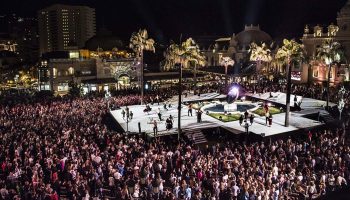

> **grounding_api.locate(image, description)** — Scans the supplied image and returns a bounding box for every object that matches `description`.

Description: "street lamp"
[123,109,132,134]
[239,111,255,142]
[338,86,346,120]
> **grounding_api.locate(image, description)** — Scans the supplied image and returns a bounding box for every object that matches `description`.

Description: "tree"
[129,29,155,105]
[68,81,83,97]
[163,42,182,71]
[164,38,205,93]
[275,39,304,127]
[316,39,343,108]
[219,57,235,89]
[249,42,272,76]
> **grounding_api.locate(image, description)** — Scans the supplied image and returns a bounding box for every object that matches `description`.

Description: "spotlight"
[228,87,239,97]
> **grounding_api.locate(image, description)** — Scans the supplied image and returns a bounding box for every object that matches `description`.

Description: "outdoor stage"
[110,92,332,138]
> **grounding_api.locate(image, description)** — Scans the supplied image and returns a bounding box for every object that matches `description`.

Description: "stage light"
[228,87,239,97]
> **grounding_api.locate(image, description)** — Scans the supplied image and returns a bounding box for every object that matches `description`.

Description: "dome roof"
[235,25,272,45]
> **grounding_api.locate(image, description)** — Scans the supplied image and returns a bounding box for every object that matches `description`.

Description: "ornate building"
[39,49,137,94]
[200,25,272,67]
[301,0,350,84]
[196,25,272,83]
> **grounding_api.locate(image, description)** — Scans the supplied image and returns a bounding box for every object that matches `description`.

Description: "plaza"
[111,92,331,139]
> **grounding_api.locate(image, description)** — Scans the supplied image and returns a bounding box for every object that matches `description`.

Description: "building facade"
[39,49,137,94]
[197,25,272,83]
[301,0,350,85]
[38,4,96,55]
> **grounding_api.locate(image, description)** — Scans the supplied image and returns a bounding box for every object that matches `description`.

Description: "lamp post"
[124,109,132,134]
[338,86,346,120]
[239,111,255,143]
[178,63,182,141]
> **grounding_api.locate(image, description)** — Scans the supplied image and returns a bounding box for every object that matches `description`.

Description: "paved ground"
[110,92,326,138]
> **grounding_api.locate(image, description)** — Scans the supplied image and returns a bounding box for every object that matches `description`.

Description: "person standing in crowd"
[166,117,173,131]
[152,120,158,137]
[188,104,193,116]
[157,108,162,121]
[121,109,126,118]
[129,111,133,119]
[197,109,202,123]
[156,95,160,105]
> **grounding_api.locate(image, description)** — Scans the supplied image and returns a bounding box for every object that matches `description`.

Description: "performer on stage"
[166,117,173,131]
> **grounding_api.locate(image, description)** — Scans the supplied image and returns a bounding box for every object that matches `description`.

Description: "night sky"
[0,0,348,43]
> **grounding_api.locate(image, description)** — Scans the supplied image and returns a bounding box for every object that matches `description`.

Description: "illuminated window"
[68,67,74,75]
[58,83,69,91]
[53,68,57,78]
[69,52,79,58]
[313,70,318,77]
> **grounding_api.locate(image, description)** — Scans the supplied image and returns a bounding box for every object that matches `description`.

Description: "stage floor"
[110,92,326,138]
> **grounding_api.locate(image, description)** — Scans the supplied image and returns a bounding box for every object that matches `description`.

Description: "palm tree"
[219,57,235,89]
[249,42,272,76]
[163,42,182,71]
[164,38,205,93]
[316,39,343,108]
[275,39,304,127]
[129,29,155,105]
[181,38,206,94]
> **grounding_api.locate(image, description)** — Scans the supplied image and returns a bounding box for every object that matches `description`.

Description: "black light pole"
[124,110,132,134]
[285,57,292,127]
[140,50,144,105]
[178,64,182,141]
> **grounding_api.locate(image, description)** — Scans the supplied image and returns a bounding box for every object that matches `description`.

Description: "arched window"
[53,68,57,78]
[68,67,74,75]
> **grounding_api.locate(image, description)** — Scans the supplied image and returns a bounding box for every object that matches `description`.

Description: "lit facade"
[301,0,350,85]
[197,25,272,83]
[38,4,96,55]
[39,49,136,94]
[0,40,17,52]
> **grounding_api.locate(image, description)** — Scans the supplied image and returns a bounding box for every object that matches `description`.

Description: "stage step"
[184,129,207,144]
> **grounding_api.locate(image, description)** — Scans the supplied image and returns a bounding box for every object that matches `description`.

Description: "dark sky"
[0,0,348,43]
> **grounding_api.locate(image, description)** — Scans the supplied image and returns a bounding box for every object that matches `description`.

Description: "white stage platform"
[110,92,325,138]
[246,92,335,109]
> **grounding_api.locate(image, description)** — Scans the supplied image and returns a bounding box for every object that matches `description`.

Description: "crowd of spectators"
[0,88,349,199]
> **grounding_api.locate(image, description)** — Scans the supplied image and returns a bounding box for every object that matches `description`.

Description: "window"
[53,68,57,78]
[313,70,318,77]
[58,83,69,91]
[81,70,91,75]
[68,67,74,75]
